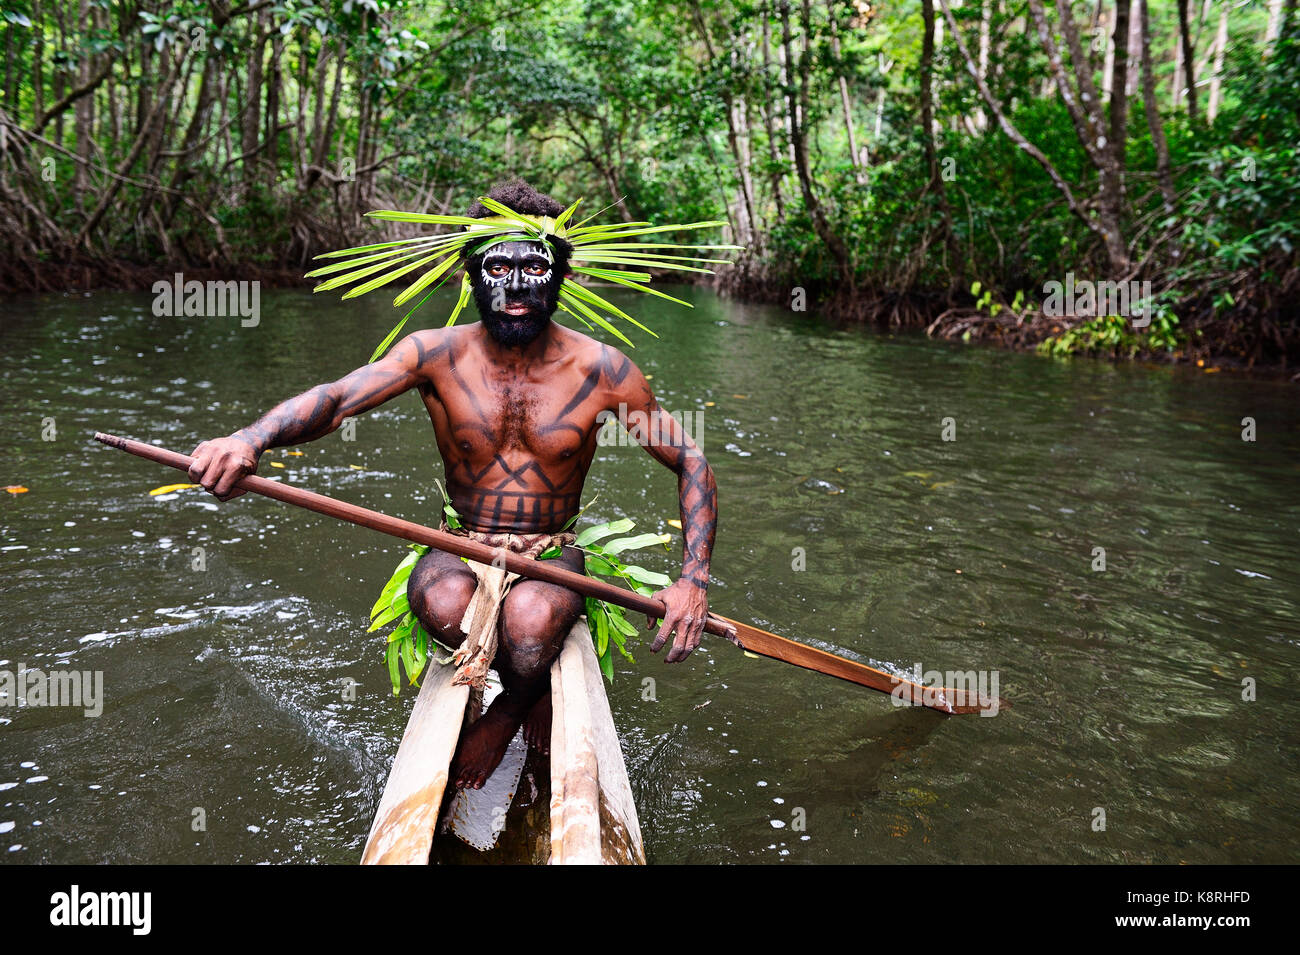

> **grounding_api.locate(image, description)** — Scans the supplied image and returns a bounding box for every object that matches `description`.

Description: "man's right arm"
[189,332,438,500]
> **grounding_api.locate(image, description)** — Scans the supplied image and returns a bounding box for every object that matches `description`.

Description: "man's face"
[471,240,562,348]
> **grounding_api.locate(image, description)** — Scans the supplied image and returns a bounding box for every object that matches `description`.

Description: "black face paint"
[469,240,563,348]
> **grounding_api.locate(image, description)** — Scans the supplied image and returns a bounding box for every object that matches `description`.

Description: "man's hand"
[646,578,709,663]
[188,436,259,501]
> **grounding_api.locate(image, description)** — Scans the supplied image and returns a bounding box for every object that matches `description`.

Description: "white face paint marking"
[482,240,553,290]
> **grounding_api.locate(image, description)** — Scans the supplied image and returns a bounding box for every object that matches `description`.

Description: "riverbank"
[724,271,1300,381]
[0,255,312,297]
[4,253,1296,381]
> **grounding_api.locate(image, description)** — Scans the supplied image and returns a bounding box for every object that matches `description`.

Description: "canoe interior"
[364,617,644,865]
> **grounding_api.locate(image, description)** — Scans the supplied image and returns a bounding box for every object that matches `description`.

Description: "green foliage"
[577,517,672,681]
[370,542,439,696]
[8,0,1297,363]
[1038,304,1184,359]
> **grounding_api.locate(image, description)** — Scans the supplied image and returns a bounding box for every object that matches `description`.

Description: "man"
[187,180,717,791]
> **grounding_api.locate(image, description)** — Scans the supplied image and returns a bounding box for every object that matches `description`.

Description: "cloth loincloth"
[439,520,577,691]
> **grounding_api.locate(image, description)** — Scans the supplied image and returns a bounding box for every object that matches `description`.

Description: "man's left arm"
[608,356,716,662]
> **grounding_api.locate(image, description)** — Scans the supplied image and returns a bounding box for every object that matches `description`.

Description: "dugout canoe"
[361,617,645,865]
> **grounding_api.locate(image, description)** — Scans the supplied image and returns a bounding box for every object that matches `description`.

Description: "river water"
[1,286,1296,864]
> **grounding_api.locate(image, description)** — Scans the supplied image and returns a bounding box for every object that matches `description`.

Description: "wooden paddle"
[95,432,1007,715]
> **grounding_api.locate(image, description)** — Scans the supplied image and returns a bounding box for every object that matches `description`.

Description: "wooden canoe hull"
[548,619,644,865]
[362,618,643,865]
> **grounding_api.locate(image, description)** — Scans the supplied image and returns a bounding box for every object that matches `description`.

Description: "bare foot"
[452,698,527,790]
[523,693,552,755]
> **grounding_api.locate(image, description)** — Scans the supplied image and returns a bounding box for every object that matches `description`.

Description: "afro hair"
[463,178,573,277]
[466,178,567,219]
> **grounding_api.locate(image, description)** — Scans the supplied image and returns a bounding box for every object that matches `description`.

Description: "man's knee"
[500,591,572,681]
[408,565,475,641]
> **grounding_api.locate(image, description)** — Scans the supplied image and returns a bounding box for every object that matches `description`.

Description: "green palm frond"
[308,195,743,358]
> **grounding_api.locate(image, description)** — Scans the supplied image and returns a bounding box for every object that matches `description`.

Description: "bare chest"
[423,368,602,463]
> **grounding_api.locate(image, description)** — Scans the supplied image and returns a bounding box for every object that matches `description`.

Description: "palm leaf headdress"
[306,195,742,361]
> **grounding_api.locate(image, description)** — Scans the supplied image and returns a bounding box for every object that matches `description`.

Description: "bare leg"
[406,548,477,650]
[451,545,584,789]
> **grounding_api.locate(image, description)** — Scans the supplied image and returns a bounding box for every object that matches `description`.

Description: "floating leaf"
[148,483,198,496]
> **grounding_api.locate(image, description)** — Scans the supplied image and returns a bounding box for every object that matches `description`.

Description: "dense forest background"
[1,0,1297,368]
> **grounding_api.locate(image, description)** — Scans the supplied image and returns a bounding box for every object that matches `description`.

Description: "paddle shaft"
[95,431,731,634]
[96,432,1005,714]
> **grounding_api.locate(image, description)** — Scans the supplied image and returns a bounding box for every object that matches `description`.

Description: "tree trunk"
[780,0,851,280]
[318,39,344,171]
[1099,0,1132,274]
[828,11,863,180]
[695,13,758,250]
[265,31,284,177]
[243,6,269,186]
[32,0,43,124]
[759,4,786,222]
[76,56,179,248]
[975,0,991,128]
[1176,0,1198,121]
[163,51,218,226]
[921,0,939,184]
[731,94,759,245]
[74,0,92,204]
[1207,3,1228,121]
[1125,0,1141,97]
[1264,0,1284,48]
[950,0,1125,270]
[5,11,15,114]
[307,37,331,182]
[53,0,66,143]
[1138,0,1175,211]
[296,27,308,185]
[1102,7,1114,100]
[921,0,956,274]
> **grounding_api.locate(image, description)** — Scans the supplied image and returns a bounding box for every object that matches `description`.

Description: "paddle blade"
[717,616,1009,716]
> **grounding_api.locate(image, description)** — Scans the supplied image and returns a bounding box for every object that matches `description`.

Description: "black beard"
[481,309,552,348]
[471,277,562,348]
